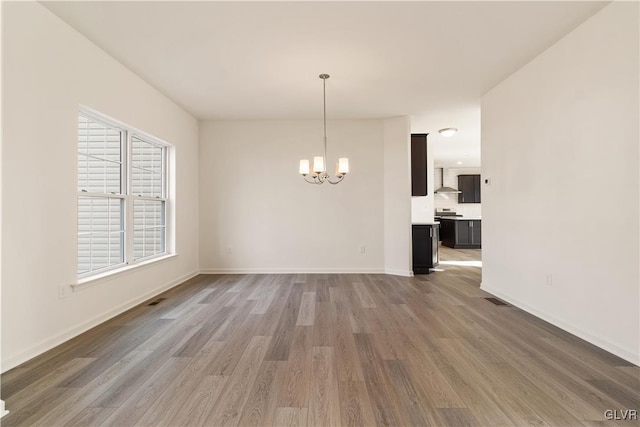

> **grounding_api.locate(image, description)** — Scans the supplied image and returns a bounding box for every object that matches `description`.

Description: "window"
[131,136,166,260]
[78,110,169,278]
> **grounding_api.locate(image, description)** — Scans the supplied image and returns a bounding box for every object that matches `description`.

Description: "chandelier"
[299,74,349,185]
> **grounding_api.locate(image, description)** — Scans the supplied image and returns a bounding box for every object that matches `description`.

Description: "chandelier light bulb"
[299,159,310,175]
[338,158,349,174]
[313,156,325,173]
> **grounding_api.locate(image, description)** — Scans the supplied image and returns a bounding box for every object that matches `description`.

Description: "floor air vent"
[485,297,509,306]
[148,297,167,306]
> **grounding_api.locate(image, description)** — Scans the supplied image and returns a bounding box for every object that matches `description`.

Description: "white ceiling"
[43,1,607,167]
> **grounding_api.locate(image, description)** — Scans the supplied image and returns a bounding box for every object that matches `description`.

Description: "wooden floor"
[2,246,639,426]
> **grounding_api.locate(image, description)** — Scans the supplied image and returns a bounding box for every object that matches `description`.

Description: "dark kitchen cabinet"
[457,220,481,247]
[458,174,481,203]
[440,218,481,249]
[412,224,439,274]
[411,134,429,196]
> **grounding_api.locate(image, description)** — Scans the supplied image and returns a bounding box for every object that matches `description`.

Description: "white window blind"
[78,111,169,278]
[78,114,125,275]
[131,136,166,261]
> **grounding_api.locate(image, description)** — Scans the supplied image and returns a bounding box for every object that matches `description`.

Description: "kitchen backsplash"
[434,167,482,217]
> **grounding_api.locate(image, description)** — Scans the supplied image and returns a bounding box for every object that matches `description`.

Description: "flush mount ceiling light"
[439,127,458,137]
[299,74,349,185]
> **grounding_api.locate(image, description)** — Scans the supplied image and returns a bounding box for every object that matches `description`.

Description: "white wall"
[482,2,639,364]
[383,117,413,276]
[199,120,388,273]
[0,3,6,414]
[1,2,200,371]
[434,167,482,218]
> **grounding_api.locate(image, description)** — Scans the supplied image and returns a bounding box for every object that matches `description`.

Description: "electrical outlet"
[226,247,232,255]
[546,274,553,286]
[359,245,366,254]
[59,283,69,299]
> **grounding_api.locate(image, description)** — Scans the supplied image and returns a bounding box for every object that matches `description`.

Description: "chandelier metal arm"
[326,175,345,185]
[303,175,322,184]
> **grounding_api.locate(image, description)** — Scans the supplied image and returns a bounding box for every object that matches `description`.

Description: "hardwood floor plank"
[251,280,282,315]
[437,408,479,427]
[65,407,116,427]
[361,307,406,360]
[205,312,261,376]
[337,381,376,427]
[296,291,316,326]
[403,343,466,409]
[227,274,256,293]
[273,407,309,427]
[238,361,288,427]
[136,305,210,353]
[171,305,234,357]
[255,279,294,337]
[385,359,439,426]
[353,335,385,384]
[204,335,272,426]
[59,319,173,387]
[2,386,77,427]
[160,287,217,319]
[352,281,376,308]
[167,374,228,426]
[342,284,371,334]
[99,356,191,426]
[330,287,365,381]
[265,284,303,361]
[133,345,224,426]
[265,308,298,361]
[428,349,514,426]
[470,329,620,421]
[353,333,401,427]
[277,326,313,408]
[542,336,640,394]
[87,349,174,408]
[315,280,330,302]
[55,325,126,362]
[312,302,334,347]
[370,276,405,304]
[586,379,640,409]
[435,338,552,426]
[31,350,153,426]
[4,357,95,413]
[308,347,341,427]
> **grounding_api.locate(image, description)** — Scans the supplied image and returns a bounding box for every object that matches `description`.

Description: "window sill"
[73,253,178,292]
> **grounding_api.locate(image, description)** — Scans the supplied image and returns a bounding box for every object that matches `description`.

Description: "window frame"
[77,107,171,280]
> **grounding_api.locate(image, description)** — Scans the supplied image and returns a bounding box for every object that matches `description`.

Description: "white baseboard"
[199,267,386,274]
[1,270,199,373]
[1,400,8,418]
[384,269,413,277]
[481,284,640,366]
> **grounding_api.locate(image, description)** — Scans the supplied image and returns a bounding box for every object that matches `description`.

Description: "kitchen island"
[439,217,481,249]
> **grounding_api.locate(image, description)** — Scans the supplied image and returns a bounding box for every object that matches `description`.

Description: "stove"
[435,211,463,217]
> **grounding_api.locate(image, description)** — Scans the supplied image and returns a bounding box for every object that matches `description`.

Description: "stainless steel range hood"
[435,168,461,194]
